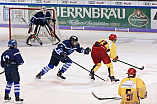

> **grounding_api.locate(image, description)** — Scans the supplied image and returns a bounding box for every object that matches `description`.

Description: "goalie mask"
[70,36,78,47]
[41,6,47,15]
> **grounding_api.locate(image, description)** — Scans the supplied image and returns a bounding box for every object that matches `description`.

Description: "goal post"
[8,7,60,44]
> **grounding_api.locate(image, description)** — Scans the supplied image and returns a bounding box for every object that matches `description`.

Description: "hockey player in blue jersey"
[26,6,60,45]
[1,39,24,103]
[36,35,91,79]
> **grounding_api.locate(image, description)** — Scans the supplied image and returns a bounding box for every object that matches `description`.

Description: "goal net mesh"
[9,7,62,46]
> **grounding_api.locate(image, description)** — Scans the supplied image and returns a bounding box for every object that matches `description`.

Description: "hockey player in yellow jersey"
[90,34,119,82]
[118,68,147,104]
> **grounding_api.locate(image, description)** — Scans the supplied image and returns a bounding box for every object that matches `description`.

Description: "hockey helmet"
[70,35,78,47]
[41,6,47,15]
[8,39,17,48]
[109,34,117,43]
[127,68,136,77]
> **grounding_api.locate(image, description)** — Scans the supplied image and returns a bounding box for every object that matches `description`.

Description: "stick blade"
[140,66,144,70]
[91,92,122,100]
[91,92,105,100]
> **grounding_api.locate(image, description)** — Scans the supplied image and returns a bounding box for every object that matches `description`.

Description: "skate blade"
[55,76,65,81]
[34,77,41,79]
[111,79,120,82]
[110,80,120,84]
[89,77,95,82]
[16,101,23,104]
[4,100,11,103]
[90,79,95,82]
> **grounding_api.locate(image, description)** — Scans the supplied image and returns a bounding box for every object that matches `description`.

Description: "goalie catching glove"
[112,56,118,62]
[84,47,91,54]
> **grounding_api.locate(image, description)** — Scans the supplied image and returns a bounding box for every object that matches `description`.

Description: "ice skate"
[89,69,95,81]
[57,70,66,79]
[109,76,119,82]
[15,94,24,104]
[36,71,42,79]
[4,92,11,103]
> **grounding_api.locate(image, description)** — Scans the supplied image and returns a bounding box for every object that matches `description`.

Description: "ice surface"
[0,28,157,104]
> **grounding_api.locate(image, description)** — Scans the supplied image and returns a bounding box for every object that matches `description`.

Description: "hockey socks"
[36,64,54,79]
[60,61,72,73]
[14,82,20,96]
[41,64,54,76]
[5,81,13,94]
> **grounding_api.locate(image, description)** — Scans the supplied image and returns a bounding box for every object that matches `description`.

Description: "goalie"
[26,6,60,46]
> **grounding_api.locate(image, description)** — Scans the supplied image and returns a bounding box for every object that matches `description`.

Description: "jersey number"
[126,89,133,101]
[3,55,10,61]
[99,40,107,46]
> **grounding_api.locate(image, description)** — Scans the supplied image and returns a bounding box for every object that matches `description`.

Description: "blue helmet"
[8,39,17,48]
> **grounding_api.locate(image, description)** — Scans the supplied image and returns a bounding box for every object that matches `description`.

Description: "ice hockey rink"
[0,27,157,104]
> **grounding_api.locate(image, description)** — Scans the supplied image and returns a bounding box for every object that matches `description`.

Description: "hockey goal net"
[9,7,61,45]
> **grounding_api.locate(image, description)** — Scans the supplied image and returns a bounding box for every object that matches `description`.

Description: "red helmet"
[109,34,117,42]
[127,68,136,77]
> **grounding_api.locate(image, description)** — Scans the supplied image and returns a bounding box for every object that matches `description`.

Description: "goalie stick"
[91,92,122,100]
[44,25,60,45]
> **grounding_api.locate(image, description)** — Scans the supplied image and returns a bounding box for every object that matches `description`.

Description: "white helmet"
[41,6,47,15]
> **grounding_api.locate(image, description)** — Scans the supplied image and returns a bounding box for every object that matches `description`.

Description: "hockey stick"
[0,71,5,75]
[91,92,122,100]
[117,60,144,70]
[44,24,60,45]
[22,18,43,46]
[72,61,106,81]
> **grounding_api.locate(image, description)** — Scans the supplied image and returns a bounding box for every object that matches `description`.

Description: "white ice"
[0,28,157,104]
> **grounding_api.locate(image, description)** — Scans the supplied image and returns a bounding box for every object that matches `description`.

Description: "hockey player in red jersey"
[118,68,147,104]
[89,34,119,82]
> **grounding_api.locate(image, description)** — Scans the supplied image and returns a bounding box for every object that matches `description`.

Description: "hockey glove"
[60,52,67,58]
[84,47,91,54]
[112,56,118,62]
[141,91,147,99]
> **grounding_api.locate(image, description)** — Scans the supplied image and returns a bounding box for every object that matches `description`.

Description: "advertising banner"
[151,9,157,29]
[54,6,150,29]
[27,6,151,29]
